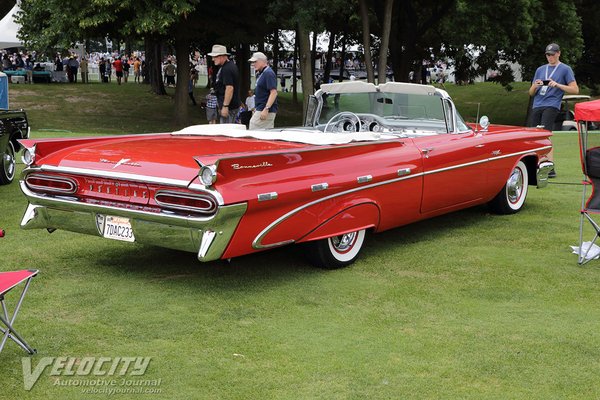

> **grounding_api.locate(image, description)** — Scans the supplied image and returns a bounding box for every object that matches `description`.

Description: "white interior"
[172,124,384,145]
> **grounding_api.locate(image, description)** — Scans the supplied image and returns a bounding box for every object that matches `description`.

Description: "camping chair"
[577,99,600,264]
[0,269,38,355]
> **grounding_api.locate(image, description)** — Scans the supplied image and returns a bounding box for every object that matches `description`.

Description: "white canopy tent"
[0,3,23,49]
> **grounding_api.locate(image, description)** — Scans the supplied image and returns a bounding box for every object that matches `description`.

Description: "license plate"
[103,216,135,242]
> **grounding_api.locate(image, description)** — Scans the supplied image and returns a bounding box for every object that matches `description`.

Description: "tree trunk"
[173,30,190,127]
[239,43,251,99]
[292,29,299,104]
[311,31,317,80]
[297,23,314,115]
[125,40,132,59]
[145,36,166,95]
[272,29,279,78]
[324,31,335,84]
[339,34,346,82]
[359,0,375,83]
[378,0,394,84]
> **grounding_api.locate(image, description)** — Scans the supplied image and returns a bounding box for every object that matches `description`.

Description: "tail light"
[155,191,218,215]
[25,174,77,194]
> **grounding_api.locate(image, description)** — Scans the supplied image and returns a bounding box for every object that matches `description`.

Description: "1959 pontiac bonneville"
[18,82,553,268]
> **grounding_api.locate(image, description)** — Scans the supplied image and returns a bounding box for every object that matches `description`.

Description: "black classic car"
[0,109,29,185]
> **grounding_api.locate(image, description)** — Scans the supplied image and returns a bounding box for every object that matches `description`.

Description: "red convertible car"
[18,82,553,268]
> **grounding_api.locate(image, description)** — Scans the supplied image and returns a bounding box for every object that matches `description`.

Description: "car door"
[415,130,488,214]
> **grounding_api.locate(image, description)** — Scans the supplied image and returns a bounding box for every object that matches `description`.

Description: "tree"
[575,0,600,94]
[358,0,375,83]
[377,0,393,84]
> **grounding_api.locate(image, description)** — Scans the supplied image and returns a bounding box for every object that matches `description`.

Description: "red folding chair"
[0,269,39,355]
[576,100,600,264]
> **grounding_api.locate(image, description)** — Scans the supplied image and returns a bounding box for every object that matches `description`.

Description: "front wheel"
[488,160,529,214]
[306,229,367,269]
[0,140,16,185]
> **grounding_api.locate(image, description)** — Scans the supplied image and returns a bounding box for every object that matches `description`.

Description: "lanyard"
[256,66,270,86]
[545,62,561,81]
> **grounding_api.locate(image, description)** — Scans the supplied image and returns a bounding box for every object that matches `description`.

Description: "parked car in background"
[0,110,29,185]
[18,82,553,268]
[555,95,592,131]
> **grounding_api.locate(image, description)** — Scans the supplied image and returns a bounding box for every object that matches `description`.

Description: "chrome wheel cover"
[3,141,15,181]
[507,167,523,204]
[331,232,357,253]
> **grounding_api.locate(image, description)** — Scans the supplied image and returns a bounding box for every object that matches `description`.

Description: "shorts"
[249,111,276,130]
[206,107,218,122]
[528,106,559,131]
[116,71,123,78]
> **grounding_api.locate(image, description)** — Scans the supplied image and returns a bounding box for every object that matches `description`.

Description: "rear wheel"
[306,229,366,269]
[0,140,16,185]
[488,160,529,214]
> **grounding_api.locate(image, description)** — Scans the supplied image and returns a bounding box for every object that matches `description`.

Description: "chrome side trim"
[311,183,329,192]
[423,145,552,176]
[488,146,552,161]
[423,158,486,175]
[252,145,552,250]
[252,172,422,249]
[258,192,278,202]
[357,175,372,184]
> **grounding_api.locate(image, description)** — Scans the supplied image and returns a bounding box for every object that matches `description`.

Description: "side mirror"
[479,116,490,131]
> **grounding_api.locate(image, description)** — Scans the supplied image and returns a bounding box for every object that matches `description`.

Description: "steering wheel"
[324,112,362,133]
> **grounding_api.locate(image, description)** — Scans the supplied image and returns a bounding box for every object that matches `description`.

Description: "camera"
[542,80,551,85]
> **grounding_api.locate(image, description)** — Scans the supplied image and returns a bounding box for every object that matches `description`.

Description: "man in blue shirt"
[528,43,579,178]
[248,52,278,130]
[528,43,579,130]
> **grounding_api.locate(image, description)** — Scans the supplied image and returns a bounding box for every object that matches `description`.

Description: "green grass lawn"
[1,82,600,399]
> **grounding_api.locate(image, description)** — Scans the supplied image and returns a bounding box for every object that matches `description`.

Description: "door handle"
[475,144,485,148]
[422,147,434,154]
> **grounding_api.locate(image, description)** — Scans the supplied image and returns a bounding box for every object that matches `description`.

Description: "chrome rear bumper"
[20,181,247,262]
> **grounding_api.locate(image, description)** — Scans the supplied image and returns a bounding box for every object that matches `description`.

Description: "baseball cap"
[545,43,560,55]
[248,52,268,62]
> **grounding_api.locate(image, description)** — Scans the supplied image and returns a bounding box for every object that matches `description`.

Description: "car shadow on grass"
[80,238,320,291]
[51,201,538,295]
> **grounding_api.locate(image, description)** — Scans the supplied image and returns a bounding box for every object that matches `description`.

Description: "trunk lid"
[37,134,309,184]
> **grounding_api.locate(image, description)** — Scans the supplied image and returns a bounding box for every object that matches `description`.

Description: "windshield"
[317,91,470,134]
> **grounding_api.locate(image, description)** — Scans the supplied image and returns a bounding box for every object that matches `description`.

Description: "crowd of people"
[0,50,36,83]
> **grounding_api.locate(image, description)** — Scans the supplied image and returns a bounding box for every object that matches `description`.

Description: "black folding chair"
[576,100,600,264]
[0,269,39,355]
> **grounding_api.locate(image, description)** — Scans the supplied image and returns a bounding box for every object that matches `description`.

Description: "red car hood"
[37,134,308,183]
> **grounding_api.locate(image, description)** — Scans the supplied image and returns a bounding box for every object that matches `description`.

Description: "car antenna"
[475,102,481,133]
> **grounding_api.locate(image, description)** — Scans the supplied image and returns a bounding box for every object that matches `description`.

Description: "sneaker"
[548,168,556,178]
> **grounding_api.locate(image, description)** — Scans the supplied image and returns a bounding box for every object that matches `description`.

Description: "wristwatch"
[223,105,229,108]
